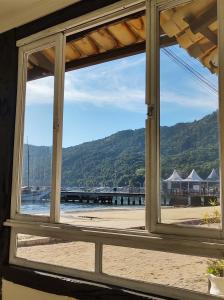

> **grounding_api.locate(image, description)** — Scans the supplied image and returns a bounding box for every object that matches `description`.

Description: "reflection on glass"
[159,0,220,228]
[20,47,55,215]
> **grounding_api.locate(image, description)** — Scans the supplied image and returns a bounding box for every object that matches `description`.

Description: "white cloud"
[25,53,217,113]
[64,72,146,112]
[161,90,218,109]
[25,56,146,112]
[26,77,54,105]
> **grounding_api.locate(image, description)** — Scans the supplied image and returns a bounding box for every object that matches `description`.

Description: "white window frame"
[5,1,224,299]
[10,33,65,223]
[146,0,224,240]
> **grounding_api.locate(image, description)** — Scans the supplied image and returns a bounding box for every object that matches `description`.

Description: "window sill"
[2,265,171,300]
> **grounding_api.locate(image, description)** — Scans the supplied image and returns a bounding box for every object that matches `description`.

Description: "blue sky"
[24,45,218,147]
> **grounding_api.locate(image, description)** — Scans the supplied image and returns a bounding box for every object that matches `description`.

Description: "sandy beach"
[60,205,220,228]
[17,206,221,295]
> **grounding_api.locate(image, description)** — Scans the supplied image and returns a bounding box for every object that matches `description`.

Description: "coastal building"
[0,1,223,300]
[163,169,220,206]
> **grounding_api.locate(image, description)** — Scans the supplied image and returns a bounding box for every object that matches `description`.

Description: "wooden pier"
[61,191,145,206]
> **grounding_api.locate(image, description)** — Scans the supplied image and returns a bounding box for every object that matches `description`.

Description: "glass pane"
[103,245,219,297]
[159,0,220,228]
[20,46,55,216]
[16,234,95,272]
[60,14,146,229]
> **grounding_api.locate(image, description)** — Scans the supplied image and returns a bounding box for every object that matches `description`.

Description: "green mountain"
[22,111,219,187]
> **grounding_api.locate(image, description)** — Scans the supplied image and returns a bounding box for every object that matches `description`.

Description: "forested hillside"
[23,111,219,187]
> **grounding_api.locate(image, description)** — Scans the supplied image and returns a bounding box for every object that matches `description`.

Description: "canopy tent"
[207,168,219,182]
[184,169,203,182]
[164,169,183,182]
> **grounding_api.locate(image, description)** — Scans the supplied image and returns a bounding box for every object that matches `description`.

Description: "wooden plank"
[28,35,176,80]
[186,4,217,35]
[66,36,177,72]
[184,4,217,45]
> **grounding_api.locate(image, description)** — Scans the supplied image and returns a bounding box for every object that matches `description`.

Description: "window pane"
[159,0,220,228]
[103,245,218,297]
[16,234,95,272]
[60,14,146,229]
[20,46,55,216]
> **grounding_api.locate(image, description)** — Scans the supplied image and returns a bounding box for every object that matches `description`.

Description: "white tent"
[164,169,183,182]
[207,169,219,182]
[184,169,203,182]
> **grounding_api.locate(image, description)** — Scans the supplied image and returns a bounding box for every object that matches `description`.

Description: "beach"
[60,205,220,228]
[17,206,220,295]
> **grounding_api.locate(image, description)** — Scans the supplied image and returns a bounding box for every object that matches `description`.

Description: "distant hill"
[22,111,219,187]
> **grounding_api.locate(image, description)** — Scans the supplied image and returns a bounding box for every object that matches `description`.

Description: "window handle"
[147,105,154,119]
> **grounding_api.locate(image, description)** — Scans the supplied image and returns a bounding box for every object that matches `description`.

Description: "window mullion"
[146,0,160,233]
[218,0,224,237]
[11,48,27,219]
[50,33,65,223]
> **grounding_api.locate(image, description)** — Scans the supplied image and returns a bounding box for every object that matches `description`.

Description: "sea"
[20,202,144,215]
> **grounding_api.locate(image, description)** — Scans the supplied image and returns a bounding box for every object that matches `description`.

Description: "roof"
[207,168,219,182]
[184,169,203,182]
[164,169,183,182]
[27,0,218,81]
[160,0,217,74]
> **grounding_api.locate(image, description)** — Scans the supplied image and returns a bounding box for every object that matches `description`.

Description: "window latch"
[147,105,154,119]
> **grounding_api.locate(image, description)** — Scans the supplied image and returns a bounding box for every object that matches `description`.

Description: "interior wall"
[0,28,18,300]
[2,280,75,300]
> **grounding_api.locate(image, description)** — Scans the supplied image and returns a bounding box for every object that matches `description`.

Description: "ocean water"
[20,202,144,215]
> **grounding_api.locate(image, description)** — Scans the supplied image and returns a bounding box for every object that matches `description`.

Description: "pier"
[61,191,145,206]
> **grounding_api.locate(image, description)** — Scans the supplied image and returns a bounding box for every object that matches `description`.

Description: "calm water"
[21,202,143,215]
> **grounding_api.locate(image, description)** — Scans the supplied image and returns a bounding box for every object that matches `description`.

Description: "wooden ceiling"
[27,0,218,81]
[160,0,218,74]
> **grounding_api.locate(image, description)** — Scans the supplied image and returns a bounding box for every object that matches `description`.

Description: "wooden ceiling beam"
[104,28,121,48]
[65,36,177,73]
[125,21,143,42]
[27,65,53,81]
[200,28,217,45]
[186,4,217,35]
[28,35,177,81]
[65,42,145,73]
[184,4,217,45]
[86,35,101,54]
[29,52,55,74]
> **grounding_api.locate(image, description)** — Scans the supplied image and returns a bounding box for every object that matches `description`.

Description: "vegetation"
[202,199,221,225]
[207,260,224,277]
[22,111,219,187]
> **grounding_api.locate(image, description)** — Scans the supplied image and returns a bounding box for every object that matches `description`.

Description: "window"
[60,27,146,229]
[147,0,224,239]
[6,1,224,299]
